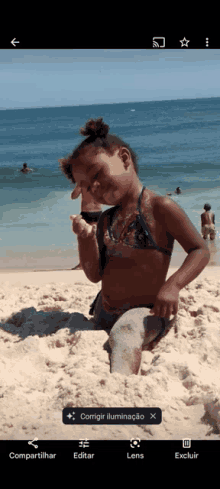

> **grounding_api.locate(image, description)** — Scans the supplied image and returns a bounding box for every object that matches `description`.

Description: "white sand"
[0,267,220,440]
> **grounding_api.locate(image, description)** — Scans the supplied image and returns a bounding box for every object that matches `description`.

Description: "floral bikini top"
[96,186,172,278]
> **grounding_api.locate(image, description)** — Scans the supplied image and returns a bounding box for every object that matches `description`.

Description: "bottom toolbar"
[1,440,219,462]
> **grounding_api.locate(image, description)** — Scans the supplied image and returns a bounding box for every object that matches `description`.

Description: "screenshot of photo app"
[0,41,219,464]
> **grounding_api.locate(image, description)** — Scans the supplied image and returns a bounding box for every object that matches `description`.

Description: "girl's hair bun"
[80,117,109,139]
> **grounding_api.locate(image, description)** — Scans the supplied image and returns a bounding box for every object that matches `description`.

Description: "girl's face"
[72,148,135,206]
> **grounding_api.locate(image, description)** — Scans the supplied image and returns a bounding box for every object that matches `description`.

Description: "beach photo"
[0,49,220,442]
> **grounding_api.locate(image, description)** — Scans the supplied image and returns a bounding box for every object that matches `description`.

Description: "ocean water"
[1,97,220,271]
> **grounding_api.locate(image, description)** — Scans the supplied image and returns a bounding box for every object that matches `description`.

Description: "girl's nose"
[91,181,100,194]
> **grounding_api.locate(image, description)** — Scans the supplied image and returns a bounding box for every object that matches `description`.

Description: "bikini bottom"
[89,291,176,352]
[89,290,153,317]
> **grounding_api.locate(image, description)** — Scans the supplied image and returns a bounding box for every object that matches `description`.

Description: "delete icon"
[182,438,191,448]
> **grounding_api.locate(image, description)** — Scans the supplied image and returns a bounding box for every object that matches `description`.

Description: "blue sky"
[1,49,220,109]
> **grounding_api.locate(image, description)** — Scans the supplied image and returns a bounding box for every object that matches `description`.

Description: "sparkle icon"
[67,411,75,420]
[179,37,190,47]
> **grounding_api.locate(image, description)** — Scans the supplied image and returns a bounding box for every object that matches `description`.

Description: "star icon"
[180,37,190,47]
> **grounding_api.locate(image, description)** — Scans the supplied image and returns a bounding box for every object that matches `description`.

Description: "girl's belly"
[102,256,170,311]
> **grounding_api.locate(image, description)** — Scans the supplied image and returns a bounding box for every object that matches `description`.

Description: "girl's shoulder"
[145,191,184,224]
[142,188,162,215]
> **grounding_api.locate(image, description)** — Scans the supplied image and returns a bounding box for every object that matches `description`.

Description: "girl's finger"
[71,186,82,199]
[150,304,160,317]
[159,305,167,318]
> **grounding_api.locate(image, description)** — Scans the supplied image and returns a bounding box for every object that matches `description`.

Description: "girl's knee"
[108,309,147,350]
[110,346,142,375]
[108,309,150,375]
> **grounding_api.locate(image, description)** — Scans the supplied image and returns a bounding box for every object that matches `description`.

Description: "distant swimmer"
[20,163,31,173]
[175,187,182,194]
[166,193,172,196]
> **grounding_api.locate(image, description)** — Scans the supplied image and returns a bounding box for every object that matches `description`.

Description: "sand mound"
[0,278,220,440]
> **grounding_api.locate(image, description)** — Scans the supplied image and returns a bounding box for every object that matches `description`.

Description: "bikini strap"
[137,186,146,212]
[137,186,171,256]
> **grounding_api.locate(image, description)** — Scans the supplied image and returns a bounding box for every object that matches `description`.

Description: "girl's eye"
[87,173,99,191]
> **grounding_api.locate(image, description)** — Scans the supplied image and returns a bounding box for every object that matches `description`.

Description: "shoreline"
[0,265,220,287]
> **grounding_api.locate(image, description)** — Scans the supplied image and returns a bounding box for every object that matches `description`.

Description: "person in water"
[59,117,210,376]
[175,187,182,194]
[71,184,102,270]
[201,203,215,240]
[20,163,31,173]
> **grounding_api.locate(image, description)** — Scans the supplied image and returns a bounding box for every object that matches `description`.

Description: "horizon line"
[0,95,220,111]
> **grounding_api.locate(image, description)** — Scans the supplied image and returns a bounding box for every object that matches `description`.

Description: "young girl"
[59,117,210,376]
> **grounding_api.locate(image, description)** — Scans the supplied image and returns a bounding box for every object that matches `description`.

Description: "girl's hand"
[70,215,96,239]
[149,282,180,318]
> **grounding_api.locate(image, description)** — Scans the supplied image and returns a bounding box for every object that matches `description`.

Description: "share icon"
[28,438,38,449]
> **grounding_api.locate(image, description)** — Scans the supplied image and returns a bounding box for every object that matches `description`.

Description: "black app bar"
[0,35,219,49]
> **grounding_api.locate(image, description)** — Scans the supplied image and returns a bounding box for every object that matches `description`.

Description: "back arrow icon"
[11,38,20,47]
